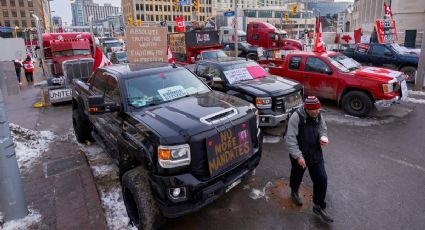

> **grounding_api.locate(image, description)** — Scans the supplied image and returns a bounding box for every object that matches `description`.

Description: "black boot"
[313,204,334,223]
[291,192,303,206]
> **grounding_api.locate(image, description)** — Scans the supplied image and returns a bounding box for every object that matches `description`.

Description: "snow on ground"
[78,141,136,230]
[0,209,41,230]
[248,181,273,201]
[9,124,55,172]
[262,135,282,144]
[408,90,425,96]
[404,97,425,104]
[324,113,392,127]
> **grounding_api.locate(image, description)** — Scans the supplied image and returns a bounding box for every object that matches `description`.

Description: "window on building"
[155,5,158,11]
[31,20,35,27]
[18,0,23,6]
[22,20,26,27]
[28,0,32,7]
[141,15,145,21]
[11,10,17,17]
[141,4,144,10]
[136,4,139,11]
[156,15,159,21]
[245,10,256,18]
[20,10,25,17]
[5,20,10,27]
[258,10,272,18]
[14,20,19,27]
[3,9,9,17]
[275,12,282,18]
[150,5,153,11]
[1,0,6,7]
[9,0,14,7]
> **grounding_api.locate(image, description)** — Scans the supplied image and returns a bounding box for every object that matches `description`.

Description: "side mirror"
[323,68,333,75]
[88,95,120,114]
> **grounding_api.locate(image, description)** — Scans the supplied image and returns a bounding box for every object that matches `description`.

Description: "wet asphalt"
[165,97,425,230]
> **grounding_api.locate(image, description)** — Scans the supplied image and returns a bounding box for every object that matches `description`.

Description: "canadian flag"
[313,16,325,52]
[168,46,175,63]
[92,47,111,72]
[384,2,392,19]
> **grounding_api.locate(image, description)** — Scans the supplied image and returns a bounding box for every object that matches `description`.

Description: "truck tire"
[72,109,93,143]
[400,66,417,83]
[341,91,373,117]
[122,167,164,230]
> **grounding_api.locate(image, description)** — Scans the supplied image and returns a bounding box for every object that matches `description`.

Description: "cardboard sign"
[206,124,252,177]
[169,33,186,54]
[375,19,397,44]
[126,27,168,63]
[157,85,187,101]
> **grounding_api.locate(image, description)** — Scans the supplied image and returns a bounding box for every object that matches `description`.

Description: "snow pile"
[248,181,273,201]
[408,90,425,96]
[404,97,425,104]
[9,124,55,172]
[262,135,282,144]
[0,209,42,230]
[79,143,136,230]
[324,113,385,127]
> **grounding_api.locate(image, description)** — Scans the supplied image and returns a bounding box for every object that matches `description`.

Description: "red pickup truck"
[260,51,409,116]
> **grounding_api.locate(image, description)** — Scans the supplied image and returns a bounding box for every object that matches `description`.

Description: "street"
[5,82,425,230]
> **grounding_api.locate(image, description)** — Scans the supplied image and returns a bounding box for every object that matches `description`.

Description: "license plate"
[206,123,252,177]
[225,178,242,193]
[400,80,408,100]
[49,88,72,103]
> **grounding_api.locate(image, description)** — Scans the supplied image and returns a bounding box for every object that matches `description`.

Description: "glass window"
[275,12,282,18]
[14,20,19,27]
[20,10,25,17]
[201,50,227,60]
[136,4,139,11]
[5,20,10,27]
[3,10,9,17]
[9,0,14,7]
[371,45,392,56]
[125,69,210,108]
[1,0,6,7]
[258,10,272,18]
[18,0,23,6]
[105,75,120,102]
[22,20,26,27]
[11,10,17,17]
[289,56,302,70]
[91,71,108,94]
[304,57,330,74]
[28,0,32,7]
[207,65,222,79]
[196,63,209,77]
[252,34,259,40]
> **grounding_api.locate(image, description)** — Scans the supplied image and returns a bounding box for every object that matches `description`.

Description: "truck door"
[370,44,398,70]
[303,57,338,100]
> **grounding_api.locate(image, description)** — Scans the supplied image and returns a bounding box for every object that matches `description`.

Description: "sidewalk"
[4,68,108,229]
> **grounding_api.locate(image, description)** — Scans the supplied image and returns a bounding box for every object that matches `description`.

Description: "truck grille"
[62,58,94,86]
[273,96,285,112]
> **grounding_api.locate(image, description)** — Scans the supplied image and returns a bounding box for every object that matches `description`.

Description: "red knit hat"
[304,96,321,110]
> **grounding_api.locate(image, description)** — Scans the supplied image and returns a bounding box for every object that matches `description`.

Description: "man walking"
[23,56,35,84]
[13,60,23,85]
[285,96,333,223]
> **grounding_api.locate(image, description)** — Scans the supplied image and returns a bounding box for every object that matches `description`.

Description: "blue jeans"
[289,155,328,209]
[16,70,21,83]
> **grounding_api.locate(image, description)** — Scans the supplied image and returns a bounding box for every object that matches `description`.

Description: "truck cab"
[246,22,302,50]
[72,63,262,228]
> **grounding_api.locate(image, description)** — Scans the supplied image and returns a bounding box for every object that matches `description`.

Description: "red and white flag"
[313,16,325,52]
[176,16,185,33]
[167,46,175,63]
[384,2,392,19]
[92,46,111,72]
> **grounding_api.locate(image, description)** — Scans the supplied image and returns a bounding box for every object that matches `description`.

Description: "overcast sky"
[51,0,121,25]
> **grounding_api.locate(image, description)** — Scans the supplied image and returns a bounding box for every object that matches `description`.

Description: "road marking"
[380,154,425,173]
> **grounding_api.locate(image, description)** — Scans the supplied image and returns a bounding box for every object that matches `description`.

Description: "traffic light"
[136,19,141,26]
[292,4,297,16]
[173,0,179,11]
[194,0,200,15]
[127,17,133,27]
[284,13,289,22]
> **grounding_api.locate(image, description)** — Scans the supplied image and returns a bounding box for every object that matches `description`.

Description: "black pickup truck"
[187,57,304,128]
[342,43,419,82]
[72,63,262,229]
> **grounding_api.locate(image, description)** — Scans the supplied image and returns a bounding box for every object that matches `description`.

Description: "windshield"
[201,50,227,59]
[390,43,412,55]
[222,62,270,84]
[327,54,361,72]
[239,36,247,42]
[104,42,121,48]
[53,49,91,57]
[126,69,210,108]
[116,52,127,60]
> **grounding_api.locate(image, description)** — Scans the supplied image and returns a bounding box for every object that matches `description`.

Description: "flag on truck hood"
[92,46,111,72]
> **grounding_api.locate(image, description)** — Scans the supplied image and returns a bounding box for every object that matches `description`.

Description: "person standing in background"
[13,60,23,85]
[23,56,35,84]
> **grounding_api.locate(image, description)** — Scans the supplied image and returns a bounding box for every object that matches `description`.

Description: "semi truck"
[246,22,303,51]
[42,32,95,103]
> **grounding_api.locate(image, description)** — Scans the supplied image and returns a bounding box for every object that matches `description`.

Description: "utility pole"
[0,67,29,221]
[234,0,238,57]
[415,24,425,90]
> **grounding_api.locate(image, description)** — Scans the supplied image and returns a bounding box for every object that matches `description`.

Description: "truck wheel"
[72,109,92,143]
[400,66,417,83]
[341,91,373,117]
[122,167,164,230]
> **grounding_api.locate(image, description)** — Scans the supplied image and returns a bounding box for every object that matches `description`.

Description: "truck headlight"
[382,83,394,94]
[255,97,272,109]
[158,144,191,168]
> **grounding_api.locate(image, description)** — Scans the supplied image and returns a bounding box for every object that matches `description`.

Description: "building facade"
[0,0,51,37]
[52,15,62,27]
[346,0,425,47]
[122,0,216,32]
[72,0,120,26]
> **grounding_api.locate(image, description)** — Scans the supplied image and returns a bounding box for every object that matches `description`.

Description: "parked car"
[187,57,304,128]
[222,41,260,60]
[72,62,263,229]
[260,51,409,117]
[343,43,418,83]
